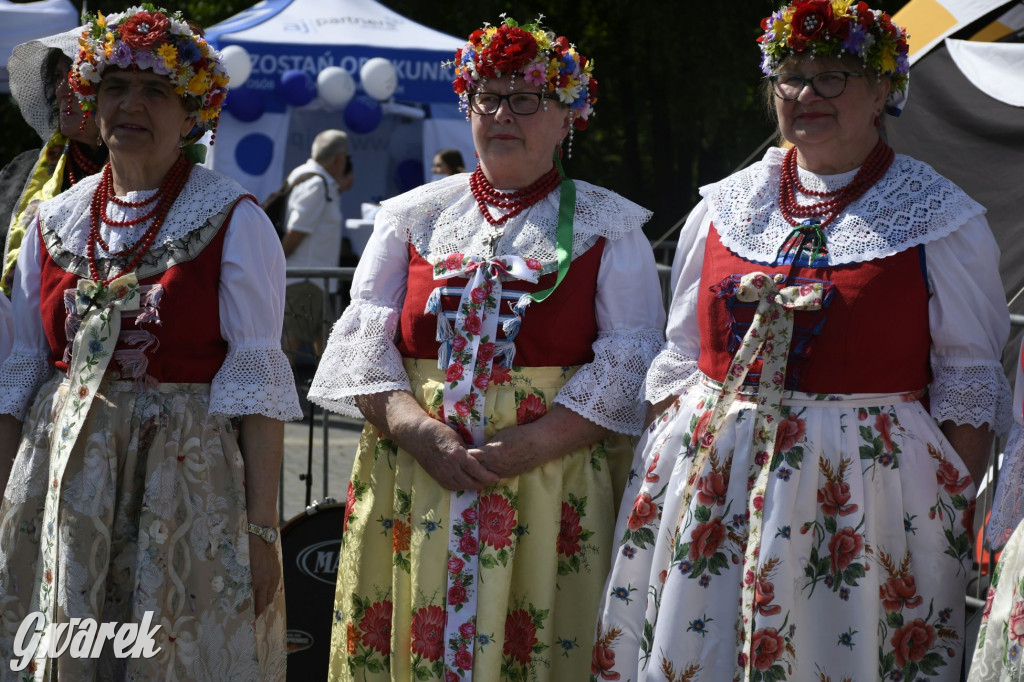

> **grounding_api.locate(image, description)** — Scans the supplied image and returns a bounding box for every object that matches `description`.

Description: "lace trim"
[0,350,53,419]
[307,299,410,418]
[552,328,663,435]
[379,175,651,274]
[987,424,1024,552]
[642,349,702,403]
[209,345,303,420]
[929,357,1012,434]
[702,148,985,265]
[39,165,250,268]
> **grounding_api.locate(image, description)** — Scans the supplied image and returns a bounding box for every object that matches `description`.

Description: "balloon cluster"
[221,46,399,134]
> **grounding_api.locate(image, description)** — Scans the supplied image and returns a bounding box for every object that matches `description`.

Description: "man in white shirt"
[282,129,354,361]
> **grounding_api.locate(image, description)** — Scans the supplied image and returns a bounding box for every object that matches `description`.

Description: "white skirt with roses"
[592,374,976,682]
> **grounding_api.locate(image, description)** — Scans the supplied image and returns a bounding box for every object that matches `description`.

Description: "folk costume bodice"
[0,165,303,422]
[645,147,1011,434]
[308,173,666,436]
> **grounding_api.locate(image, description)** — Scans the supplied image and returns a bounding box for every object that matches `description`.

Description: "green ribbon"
[528,155,575,303]
[788,219,827,265]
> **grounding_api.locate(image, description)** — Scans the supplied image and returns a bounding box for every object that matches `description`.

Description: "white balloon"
[316,66,356,109]
[220,45,252,88]
[359,57,397,101]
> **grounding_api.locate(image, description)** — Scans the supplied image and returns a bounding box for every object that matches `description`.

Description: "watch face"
[267,528,279,543]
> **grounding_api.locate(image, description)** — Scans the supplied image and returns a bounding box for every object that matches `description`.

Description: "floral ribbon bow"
[428,252,541,680]
[29,273,141,678]
[671,271,823,682]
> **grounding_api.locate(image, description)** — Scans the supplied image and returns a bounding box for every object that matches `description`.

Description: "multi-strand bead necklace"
[87,152,192,286]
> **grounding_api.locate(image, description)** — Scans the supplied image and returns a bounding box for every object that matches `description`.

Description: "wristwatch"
[247,522,279,544]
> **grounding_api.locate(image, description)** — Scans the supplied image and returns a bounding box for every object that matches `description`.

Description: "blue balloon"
[394,159,424,193]
[278,69,317,107]
[344,95,383,135]
[235,133,275,176]
[224,87,267,122]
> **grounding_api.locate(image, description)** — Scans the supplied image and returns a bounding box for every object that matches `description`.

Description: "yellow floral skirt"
[328,359,633,681]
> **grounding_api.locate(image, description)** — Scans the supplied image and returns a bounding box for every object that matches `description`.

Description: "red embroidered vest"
[39,203,242,384]
[698,225,931,393]
[396,240,605,367]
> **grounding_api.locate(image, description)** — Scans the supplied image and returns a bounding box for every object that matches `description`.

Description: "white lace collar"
[39,165,250,258]
[702,147,985,265]
[378,173,652,273]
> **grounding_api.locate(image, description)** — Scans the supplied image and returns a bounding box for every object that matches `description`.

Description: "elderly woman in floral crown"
[0,6,301,680]
[308,15,664,682]
[592,1,1009,680]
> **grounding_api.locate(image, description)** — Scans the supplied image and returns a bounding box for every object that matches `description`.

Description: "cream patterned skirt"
[0,374,285,681]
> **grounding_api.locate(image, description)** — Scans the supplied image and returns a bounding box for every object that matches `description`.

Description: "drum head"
[282,502,346,680]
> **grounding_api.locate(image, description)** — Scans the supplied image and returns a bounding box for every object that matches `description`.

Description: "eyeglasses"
[469,92,546,116]
[768,70,863,100]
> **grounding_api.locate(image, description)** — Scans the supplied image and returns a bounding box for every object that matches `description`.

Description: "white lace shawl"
[704,147,986,265]
[0,166,303,421]
[644,150,1011,434]
[307,175,666,435]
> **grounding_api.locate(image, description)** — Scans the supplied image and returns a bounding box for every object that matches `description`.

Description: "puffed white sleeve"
[987,342,1024,551]
[210,198,303,420]
[0,219,53,419]
[306,213,411,418]
[552,228,666,435]
[926,213,1011,434]
[642,202,711,403]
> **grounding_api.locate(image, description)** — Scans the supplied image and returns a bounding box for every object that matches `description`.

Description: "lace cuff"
[987,424,1024,552]
[642,348,701,403]
[930,356,1012,435]
[210,345,303,421]
[553,328,663,436]
[0,350,53,419]
[307,299,411,418]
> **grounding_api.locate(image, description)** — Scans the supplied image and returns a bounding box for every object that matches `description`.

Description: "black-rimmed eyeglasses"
[469,92,547,116]
[768,70,863,100]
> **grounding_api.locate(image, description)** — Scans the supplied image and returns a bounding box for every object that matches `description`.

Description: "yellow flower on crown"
[187,68,210,96]
[104,32,115,58]
[95,11,106,30]
[156,43,178,69]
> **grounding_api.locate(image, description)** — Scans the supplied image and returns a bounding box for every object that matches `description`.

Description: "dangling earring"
[873,114,881,127]
[62,88,74,118]
[566,126,575,159]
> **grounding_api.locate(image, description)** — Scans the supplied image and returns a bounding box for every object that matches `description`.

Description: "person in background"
[2,26,108,296]
[968,341,1024,680]
[281,128,353,361]
[308,15,664,681]
[592,2,1009,680]
[431,147,466,180]
[0,7,301,679]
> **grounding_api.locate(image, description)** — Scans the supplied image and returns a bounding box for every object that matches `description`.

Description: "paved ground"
[280,411,361,522]
[279,364,361,523]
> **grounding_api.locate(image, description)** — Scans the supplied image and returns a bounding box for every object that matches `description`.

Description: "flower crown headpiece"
[452,15,597,131]
[70,4,229,139]
[759,1,910,97]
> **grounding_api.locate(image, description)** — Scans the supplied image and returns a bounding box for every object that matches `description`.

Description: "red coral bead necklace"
[470,163,562,226]
[67,140,104,187]
[778,138,894,229]
[87,152,192,286]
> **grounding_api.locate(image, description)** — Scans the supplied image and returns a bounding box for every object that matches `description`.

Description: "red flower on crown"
[790,0,833,43]
[480,25,539,77]
[118,11,170,51]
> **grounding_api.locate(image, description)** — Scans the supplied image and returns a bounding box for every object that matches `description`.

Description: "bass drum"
[282,500,345,680]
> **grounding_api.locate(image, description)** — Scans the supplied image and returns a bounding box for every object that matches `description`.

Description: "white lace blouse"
[307,174,666,436]
[0,166,303,422]
[644,148,1011,435]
